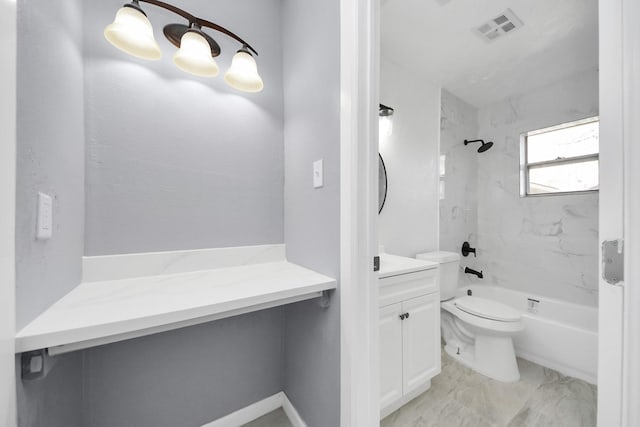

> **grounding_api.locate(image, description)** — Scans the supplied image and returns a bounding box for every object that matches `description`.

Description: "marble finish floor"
[382,350,597,427]
[243,408,293,427]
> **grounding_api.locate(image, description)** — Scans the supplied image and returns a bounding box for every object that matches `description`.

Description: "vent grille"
[475,9,524,42]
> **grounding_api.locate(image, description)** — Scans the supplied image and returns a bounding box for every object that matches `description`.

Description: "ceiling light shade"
[224,47,264,93]
[173,30,219,77]
[104,5,162,60]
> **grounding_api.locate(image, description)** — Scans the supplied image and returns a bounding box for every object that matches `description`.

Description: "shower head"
[464,139,493,153]
[477,141,493,152]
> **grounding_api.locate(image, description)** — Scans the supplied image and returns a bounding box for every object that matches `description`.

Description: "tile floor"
[241,350,597,427]
[381,350,597,427]
[243,408,293,427]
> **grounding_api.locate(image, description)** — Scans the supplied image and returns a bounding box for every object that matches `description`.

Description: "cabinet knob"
[399,313,410,320]
[399,314,405,320]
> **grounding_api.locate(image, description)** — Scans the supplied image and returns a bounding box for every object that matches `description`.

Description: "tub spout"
[464,267,483,279]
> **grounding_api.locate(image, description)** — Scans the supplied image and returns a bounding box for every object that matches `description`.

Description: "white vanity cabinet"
[378,254,441,419]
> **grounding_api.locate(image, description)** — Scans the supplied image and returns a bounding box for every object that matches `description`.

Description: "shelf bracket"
[317,290,331,308]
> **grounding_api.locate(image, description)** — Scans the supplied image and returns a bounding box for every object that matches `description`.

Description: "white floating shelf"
[16,261,336,355]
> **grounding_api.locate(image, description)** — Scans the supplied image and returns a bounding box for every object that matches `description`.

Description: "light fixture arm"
[133,0,259,56]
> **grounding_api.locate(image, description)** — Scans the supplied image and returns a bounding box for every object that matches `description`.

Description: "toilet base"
[444,335,520,382]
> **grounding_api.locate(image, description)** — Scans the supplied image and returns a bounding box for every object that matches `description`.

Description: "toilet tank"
[416,251,460,301]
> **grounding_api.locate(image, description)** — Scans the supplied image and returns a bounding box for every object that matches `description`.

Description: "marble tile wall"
[439,68,599,306]
[439,90,479,286]
[475,68,599,306]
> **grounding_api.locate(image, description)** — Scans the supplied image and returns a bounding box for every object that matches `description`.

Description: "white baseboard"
[202,391,307,427]
[281,393,306,427]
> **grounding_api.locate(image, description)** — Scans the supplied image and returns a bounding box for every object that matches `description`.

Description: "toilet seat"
[454,296,521,322]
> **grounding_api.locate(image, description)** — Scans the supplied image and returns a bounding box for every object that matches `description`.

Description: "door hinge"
[373,256,380,272]
[602,239,624,285]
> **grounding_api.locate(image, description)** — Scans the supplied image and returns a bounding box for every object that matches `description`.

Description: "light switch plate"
[313,159,324,188]
[36,192,53,240]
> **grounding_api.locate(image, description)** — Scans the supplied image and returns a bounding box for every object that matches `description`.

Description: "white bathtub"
[458,285,598,384]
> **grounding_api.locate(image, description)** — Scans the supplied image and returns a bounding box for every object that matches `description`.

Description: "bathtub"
[457,285,598,384]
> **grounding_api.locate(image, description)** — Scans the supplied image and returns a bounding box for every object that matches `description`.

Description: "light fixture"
[379,103,394,137]
[173,26,219,77]
[104,0,263,92]
[104,3,162,60]
[224,45,263,93]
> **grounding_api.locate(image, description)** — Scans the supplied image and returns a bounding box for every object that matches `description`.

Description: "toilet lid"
[454,296,521,322]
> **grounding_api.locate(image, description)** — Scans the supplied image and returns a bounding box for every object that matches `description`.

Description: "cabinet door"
[379,303,403,411]
[402,293,441,395]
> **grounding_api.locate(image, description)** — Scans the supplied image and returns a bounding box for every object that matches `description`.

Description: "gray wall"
[83,0,284,255]
[16,353,83,427]
[83,310,285,427]
[281,0,341,425]
[17,310,285,427]
[79,0,288,425]
[17,0,292,426]
[16,1,86,423]
[15,0,85,330]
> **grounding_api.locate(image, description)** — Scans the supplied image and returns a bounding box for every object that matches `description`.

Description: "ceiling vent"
[474,9,524,42]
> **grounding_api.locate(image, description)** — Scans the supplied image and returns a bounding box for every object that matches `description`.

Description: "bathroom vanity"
[378,254,441,418]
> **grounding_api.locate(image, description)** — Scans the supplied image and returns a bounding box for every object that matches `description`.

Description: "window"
[520,117,599,196]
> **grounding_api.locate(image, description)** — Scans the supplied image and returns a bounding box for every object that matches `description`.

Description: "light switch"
[313,159,324,188]
[36,192,53,240]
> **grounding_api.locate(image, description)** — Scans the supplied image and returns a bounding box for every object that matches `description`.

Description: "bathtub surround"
[378,58,440,257]
[381,348,597,427]
[439,69,599,307]
[477,68,599,306]
[439,90,479,287]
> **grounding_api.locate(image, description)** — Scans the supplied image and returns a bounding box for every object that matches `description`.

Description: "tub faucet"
[464,267,483,279]
[461,241,476,257]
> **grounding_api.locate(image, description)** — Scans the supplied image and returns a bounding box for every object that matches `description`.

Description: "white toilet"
[416,251,524,382]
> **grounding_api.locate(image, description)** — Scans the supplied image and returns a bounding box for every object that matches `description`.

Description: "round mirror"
[378,153,388,214]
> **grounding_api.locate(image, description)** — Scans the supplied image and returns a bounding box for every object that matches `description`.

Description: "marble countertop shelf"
[378,253,439,278]
[16,258,336,355]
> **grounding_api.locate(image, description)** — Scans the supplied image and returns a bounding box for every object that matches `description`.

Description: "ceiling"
[381,0,598,107]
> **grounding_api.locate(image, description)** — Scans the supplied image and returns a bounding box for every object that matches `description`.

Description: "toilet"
[416,251,524,382]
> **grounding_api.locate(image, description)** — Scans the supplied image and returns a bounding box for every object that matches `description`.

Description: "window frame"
[519,116,600,197]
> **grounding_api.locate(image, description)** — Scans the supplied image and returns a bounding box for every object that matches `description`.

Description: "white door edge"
[339,0,380,426]
[622,0,640,423]
[0,0,17,425]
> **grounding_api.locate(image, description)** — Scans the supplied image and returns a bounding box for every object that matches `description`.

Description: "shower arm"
[464,139,484,145]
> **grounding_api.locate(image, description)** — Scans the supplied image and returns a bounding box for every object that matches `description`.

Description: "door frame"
[621,0,640,423]
[598,0,640,425]
[339,0,380,426]
[0,0,17,425]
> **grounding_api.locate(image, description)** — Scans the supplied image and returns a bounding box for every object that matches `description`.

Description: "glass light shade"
[224,50,264,93]
[173,31,219,77]
[379,115,393,137]
[104,6,162,60]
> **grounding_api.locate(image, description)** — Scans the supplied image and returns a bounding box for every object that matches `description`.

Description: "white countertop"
[16,260,336,354]
[378,253,439,278]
